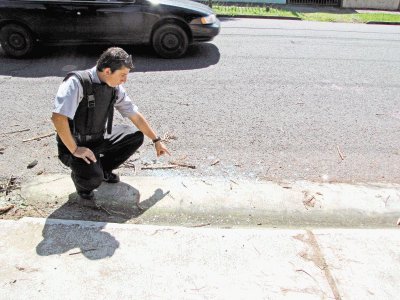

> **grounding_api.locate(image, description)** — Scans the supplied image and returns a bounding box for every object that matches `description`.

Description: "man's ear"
[104,67,112,75]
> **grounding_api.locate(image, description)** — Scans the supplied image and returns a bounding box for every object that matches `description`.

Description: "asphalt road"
[1,19,400,184]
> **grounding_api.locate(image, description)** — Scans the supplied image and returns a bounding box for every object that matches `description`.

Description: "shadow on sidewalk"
[36,182,169,260]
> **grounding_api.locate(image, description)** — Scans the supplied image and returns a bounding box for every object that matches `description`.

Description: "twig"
[190,286,206,292]
[97,205,112,215]
[0,204,14,215]
[211,159,220,166]
[3,128,30,134]
[190,223,211,228]
[123,162,136,174]
[69,248,97,256]
[383,195,390,208]
[253,245,261,255]
[164,100,189,106]
[123,162,136,168]
[181,182,187,188]
[5,176,17,195]
[169,161,196,169]
[32,206,45,217]
[303,194,316,210]
[23,132,55,142]
[201,180,212,186]
[230,179,239,185]
[296,269,318,283]
[99,205,128,217]
[150,229,177,236]
[336,145,345,160]
[141,165,178,170]
[175,154,188,162]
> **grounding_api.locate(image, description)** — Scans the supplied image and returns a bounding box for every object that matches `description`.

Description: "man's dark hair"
[97,47,134,73]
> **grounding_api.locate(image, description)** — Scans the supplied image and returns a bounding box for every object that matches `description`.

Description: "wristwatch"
[152,136,161,143]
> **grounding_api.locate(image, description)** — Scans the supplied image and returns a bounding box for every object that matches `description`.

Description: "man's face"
[104,67,130,87]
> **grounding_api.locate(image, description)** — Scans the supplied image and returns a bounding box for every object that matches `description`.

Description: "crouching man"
[51,47,170,207]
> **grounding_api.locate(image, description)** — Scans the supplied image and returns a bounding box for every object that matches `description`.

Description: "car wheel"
[0,24,34,58]
[152,24,188,59]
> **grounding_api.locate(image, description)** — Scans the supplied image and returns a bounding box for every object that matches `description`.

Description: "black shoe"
[77,191,98,208]
[78,191,94,200]
[103,171,120,183]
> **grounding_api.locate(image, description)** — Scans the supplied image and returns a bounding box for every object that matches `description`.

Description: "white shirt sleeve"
[52,76,83,119]
[114,85,139,118]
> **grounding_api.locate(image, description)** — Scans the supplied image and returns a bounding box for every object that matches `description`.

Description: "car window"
[67,0,136,2]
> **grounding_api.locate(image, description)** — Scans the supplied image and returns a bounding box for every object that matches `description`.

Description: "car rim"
[8,32,26,50]
[161,33,180,51]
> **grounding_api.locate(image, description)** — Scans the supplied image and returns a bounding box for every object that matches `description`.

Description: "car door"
[70,0,145,44]
[43,0,79,41]
[0,0,77,42]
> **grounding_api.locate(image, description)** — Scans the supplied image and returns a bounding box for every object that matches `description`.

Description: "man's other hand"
[73,147,97,164]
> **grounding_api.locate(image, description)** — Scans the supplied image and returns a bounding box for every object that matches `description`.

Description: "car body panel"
[0,0,220,58]
[0,0,219,45]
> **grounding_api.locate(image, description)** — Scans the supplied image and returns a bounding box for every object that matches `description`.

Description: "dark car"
[0,0,220,58]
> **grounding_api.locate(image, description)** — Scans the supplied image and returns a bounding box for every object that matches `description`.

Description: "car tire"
[0,24,34,58]
[152,24,188,59]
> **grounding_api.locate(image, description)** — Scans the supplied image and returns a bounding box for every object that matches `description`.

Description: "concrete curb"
[218,14,302,20]
[20,174,400,228]
[366,21,400,25]
[217,15,400,26]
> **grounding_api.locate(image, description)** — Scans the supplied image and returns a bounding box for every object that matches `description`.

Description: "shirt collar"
[89,66,102,84]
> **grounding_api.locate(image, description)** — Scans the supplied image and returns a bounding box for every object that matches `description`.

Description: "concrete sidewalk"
[20,174,400,227]
[0,217,399,299]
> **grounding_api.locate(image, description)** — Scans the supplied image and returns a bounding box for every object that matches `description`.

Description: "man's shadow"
[36,181,169,260]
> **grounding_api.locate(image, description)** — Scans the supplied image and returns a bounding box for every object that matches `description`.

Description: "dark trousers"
[58,125,144,193]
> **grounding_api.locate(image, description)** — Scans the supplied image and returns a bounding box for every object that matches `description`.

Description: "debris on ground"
[230,179,239,185]
[69,248,97,256]
[0,204,14,215]
[302,190,322,210]
[162,132,177,143]
[201,180,212,186]
[168,161,196,169]
[190,223,211,228]
[0,147,5,154]
[0,176,19,195]
[22,132,55,142]
[122,161,137,174]
[27,160,38,169]
[3,128,30,134]
[211,159,220,166]
[336,145,345,160]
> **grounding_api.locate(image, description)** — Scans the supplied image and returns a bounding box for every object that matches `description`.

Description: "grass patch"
[213,5,400,23]
[214,6,298,18]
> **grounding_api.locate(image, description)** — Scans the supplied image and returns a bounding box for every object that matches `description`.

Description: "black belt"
[74,131,104,143]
